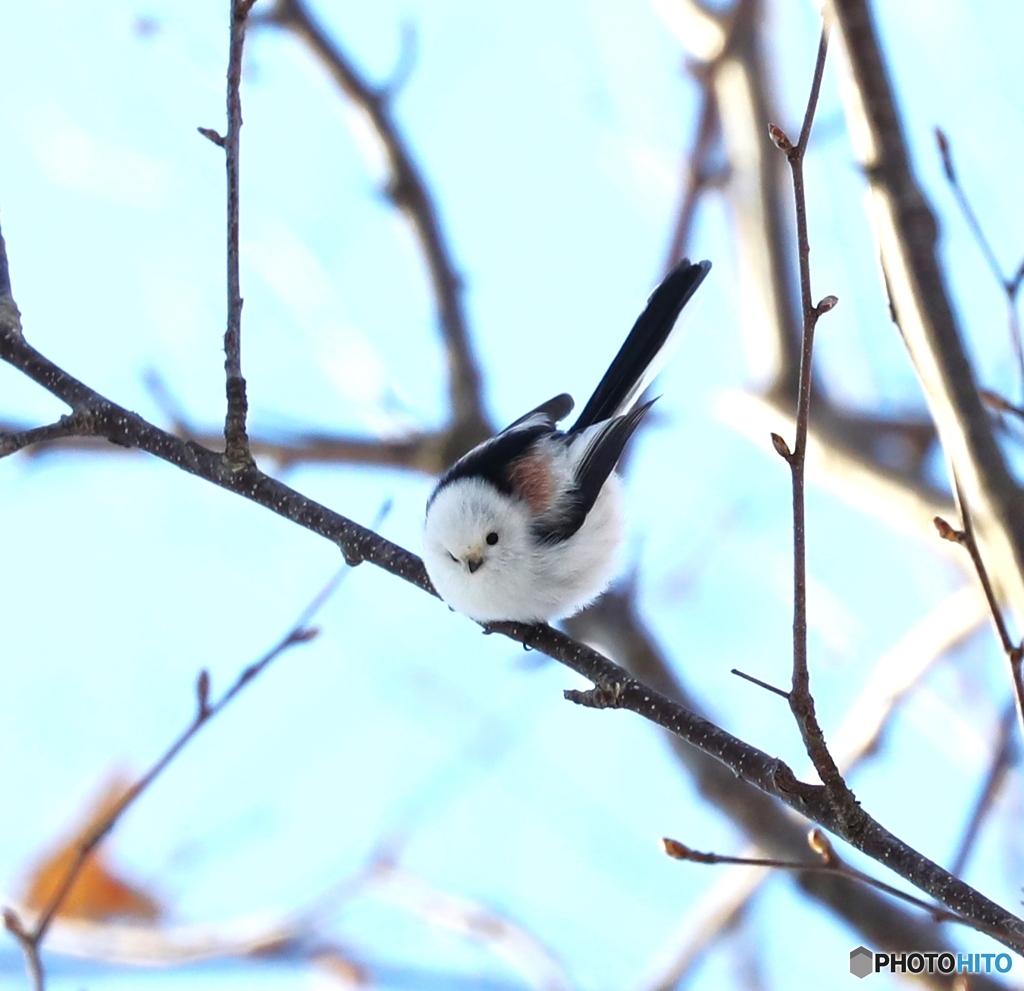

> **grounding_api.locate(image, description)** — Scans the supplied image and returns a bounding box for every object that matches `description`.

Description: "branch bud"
[815,294,838,315]
[197,126,226,148]
[767,123,793,152]
[770,432,792,459]
[196,668,211,719]
[933,516,965,544]
[807,828,837,865]
[934,127,955,182]
[662,837,692,860]
[291,626,321,645]
[1013,257,1024,291]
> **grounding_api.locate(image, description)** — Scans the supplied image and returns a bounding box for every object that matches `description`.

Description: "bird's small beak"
[466,553,484,574]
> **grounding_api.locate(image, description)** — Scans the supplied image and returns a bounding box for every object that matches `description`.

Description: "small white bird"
[423,259,711,623]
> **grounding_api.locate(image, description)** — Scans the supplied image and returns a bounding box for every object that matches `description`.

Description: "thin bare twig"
[2,368,457,472]
[220,0,255,467]
[768,26,847,798]
[950,702,1018,878]
[572,593,1000,991]
[935,128,1024,401]
[935,475,1024,740]
[623,586,987,991]
[661,833,1007,939]
[0,412,101,458]
[2,911,42,991]
[5,561,353,988]
[2,359,462,471]
[730,668,790,699]
[701,0,804,393]
[981,388,1024,423]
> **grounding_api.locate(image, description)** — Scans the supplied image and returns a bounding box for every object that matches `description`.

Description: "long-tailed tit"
[423,258,711,623]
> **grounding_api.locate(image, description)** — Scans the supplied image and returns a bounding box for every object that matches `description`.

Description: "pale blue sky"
[2,1,1024,988]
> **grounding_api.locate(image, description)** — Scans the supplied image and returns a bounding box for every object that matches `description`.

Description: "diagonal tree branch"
[569,593,999,991]
[831,0,1024,622]
[935,478,1024,739]
[3,6,1024,970]
[2,217,1024,954]
[263,0,491,458]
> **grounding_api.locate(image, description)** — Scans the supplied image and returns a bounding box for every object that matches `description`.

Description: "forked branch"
[767,26,848,799]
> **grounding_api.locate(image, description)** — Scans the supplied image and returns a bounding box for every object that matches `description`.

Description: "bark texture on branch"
[832,0,1024,617]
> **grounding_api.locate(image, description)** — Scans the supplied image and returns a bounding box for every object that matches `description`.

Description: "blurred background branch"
[2,0,1024,986]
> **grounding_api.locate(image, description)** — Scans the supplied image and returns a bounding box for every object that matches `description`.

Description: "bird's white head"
[423,476,534,623]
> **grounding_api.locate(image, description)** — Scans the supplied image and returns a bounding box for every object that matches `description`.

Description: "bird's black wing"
[571,259,710,432]
[504,393,575,431]
[533,399,655,544]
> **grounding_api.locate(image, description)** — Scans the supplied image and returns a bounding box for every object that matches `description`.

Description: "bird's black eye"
[486,531,499,546]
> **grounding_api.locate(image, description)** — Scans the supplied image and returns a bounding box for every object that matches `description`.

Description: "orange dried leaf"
[21,774,162,923]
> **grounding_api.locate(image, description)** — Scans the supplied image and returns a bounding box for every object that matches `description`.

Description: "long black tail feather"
[571,258,711,432]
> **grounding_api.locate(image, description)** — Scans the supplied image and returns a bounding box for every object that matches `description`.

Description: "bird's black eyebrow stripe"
[427,424,554,507]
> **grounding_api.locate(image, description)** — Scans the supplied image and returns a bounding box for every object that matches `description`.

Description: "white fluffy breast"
[423,473,624,623]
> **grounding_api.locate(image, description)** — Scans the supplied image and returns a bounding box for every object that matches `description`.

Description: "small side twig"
[0,411,98,457]
[767,25,848,799]
[661,831,1006,938]
[981,388,1024,424]
[2,910,42,991]
[935,475,1024,740]
[935,128,1024,402]
[730,668,790,700]
[221,0,255,468]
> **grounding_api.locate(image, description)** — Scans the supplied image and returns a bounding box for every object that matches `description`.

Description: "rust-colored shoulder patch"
[508,449,557,513]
